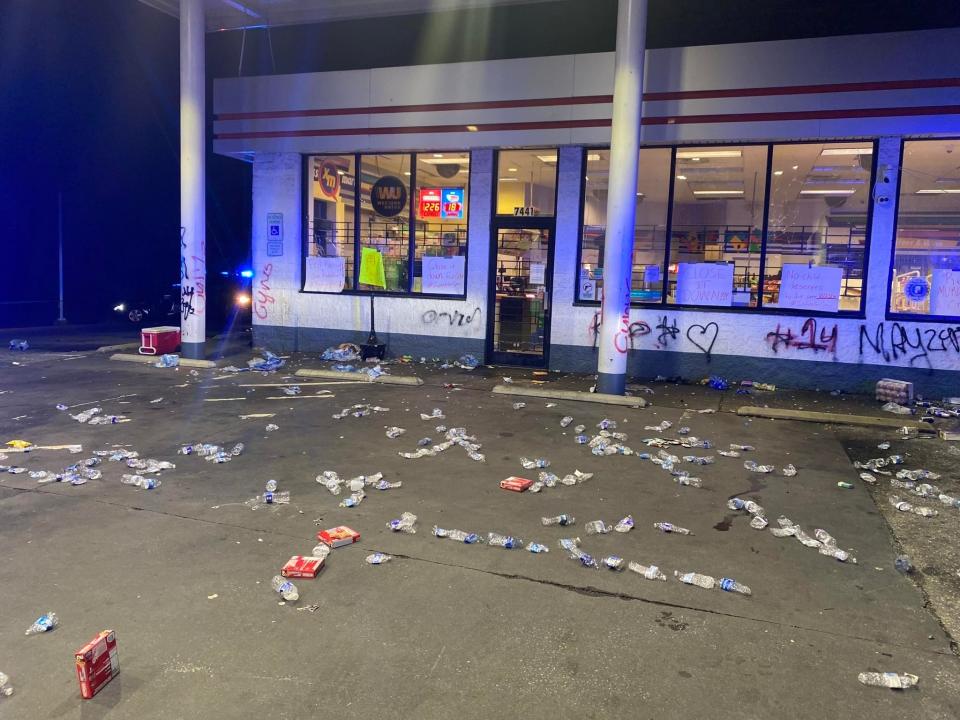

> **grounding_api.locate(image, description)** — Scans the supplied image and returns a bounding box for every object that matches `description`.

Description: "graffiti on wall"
[180,229,206,321]
[765,318,838,355]
[685,322,719,359]
[586,310,650,352]
[253,263,275,320]
[588,311,717,357]
[421,306,481,329]
[655,316,680,348]
[859,322,960,366]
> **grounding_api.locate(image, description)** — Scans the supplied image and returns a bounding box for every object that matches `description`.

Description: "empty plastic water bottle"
[487,532,523,549]
[719,577,752,595]
[627,561,666,581]
[614,515,634,532]
[675,571,715,589]
[512,402,526,410]
[527,542,550,553]
[265,479,278,492]
[574,435,589,444]
[311,544,332,561]
[230,443,245,456]
[338,491,364,508]
[782,464,797,477]
[542,514,575,526]
[121,474,160,490]
[388,512,418,533]
[264,490,290,505]
[654,522,691,534]
[584,520,612,535]
[271,575,299,601]
[433,527,482,544]
[744,460,775,473]
[560,416,573,428]
[385,427,406,439]
[25,612,59,635]
[559,537,580,552]
[895,555,914,573]
[857,672,919,690]
[366,552,392,565]
[0,671,12,697]
[265,424,279,432]
[564,545,597,568]
[602,555,625,571]
[520,457,549,469]
[155,354,179,368]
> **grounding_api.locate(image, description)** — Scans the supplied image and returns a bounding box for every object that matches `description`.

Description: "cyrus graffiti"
[766,318,838,354]
[421,307,481,328]
[253,263,275,321]
[859,322,960,366]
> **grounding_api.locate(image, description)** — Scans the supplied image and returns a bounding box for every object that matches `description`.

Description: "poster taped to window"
[675,263,734,306]
[304,256,345,293]
[421,256,465,295]
[777,264,842,312]
[931,269,960,316]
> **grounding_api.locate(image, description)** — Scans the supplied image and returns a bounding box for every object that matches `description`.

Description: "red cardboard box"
[75,630,119,699]
[317,526,361,548]
[281,555,325,578]
[500,476,533,492]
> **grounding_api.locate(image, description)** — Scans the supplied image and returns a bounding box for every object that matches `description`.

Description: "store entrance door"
[487,218,555,367]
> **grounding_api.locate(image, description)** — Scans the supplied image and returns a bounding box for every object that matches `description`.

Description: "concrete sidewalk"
[0,348,957,719]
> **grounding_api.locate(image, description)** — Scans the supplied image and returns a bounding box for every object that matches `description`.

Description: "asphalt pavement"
[0,333,958,719]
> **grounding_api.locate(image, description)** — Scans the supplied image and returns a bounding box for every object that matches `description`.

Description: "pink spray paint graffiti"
[253,263,275,320]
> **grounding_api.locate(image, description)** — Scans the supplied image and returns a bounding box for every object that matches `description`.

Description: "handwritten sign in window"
[777,264,842,313]
[931,269,960,316]
[675,263,734,307]
[304,256,345,293]
[422,256,465,295]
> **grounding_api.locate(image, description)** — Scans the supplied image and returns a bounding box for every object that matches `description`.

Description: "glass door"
[487,219,555,366]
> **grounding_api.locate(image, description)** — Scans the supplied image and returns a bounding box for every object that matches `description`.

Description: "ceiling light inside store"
[587,153,601,161]
[821,148,873,156]
[433,153,444,158]
[676,175,687,180]
[508,167,518,172]
[676,150,742,159]
[466,125,478,132]
[498,177,519,182]
[803,178,865,185]
[773,170,783,176]
[404,171,411,176]
[692,190,744,196]
[536,155,558,163]
[792,165,799,170]
[798,189,856,195]
[915,188,960,194]
[419,157,469,165]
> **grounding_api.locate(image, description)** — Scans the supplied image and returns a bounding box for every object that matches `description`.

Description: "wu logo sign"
[370,176,407,217]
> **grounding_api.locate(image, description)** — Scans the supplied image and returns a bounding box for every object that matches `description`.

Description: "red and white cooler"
[139,326,181,355]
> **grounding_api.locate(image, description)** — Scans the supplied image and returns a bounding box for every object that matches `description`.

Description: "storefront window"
[890,139,960,318]
[304,155,355,292]
[413,152,469,295]
[763,142,872,313]
[496,150,557,216]
[358,154,410,293]
[668,146,769,308]
[577,148,671,303]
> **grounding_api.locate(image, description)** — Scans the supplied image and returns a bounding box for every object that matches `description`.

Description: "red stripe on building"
[214,105,960,140]
[215,78,960,121]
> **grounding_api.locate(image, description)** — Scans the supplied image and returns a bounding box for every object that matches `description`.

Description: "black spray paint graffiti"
[655,316,680,347]
[181,285,196,321]
[766,318,838,355]
[685,322,719,359]
[179,226,189,282]
[421,307,481,328]
[859,322,960,367]
[587,311,650,351]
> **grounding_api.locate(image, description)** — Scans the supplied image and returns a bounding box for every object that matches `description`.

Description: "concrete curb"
[96,342,140,353]
[295,368,424,386]
[492,384,649,407]
[110,353,219,369]
[737,405,936,432]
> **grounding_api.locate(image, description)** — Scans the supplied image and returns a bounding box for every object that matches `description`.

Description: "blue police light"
[240,269,254,279]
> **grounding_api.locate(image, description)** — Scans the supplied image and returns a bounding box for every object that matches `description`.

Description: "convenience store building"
[210,16,960,393]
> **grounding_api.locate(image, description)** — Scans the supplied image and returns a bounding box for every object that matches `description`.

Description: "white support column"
[180,0,206,357]
[596,0,647,395]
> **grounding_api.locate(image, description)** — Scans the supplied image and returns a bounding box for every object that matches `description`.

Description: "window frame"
[573,139,877,319]
[300,150,471,300]
[885,136,960,323]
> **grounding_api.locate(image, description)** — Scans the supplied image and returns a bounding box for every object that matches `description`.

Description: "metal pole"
[57,191,66,323]
[180,0,206,358]
[595,0,647,395]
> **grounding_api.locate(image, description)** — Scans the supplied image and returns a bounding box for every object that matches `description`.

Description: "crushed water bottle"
[614,515,634,532]
[654,522,691,535]
[675,571,715,589]
[388,512,418,533]
[598,418,618,430]
[627,561,666,581]
[271,575,298,602]
[264,490,291,505]
[782,464,797,477]
[487,532,523,549]
[573,424,585,433]
[584,520,612,535]
[311,544,332,561]
[512,402,526,410]
[120,474,160,490]
[0,671,12,697]
[574,434,589,444]
[542,514,574,526]
[527,542,549,553]
[366,552,393,565]
[565,546,598,569]
[719,577,752,595]
[155,354,179,368]
[683,455,714,466]
[265,479,278,492]
[374,479,402,490]
[602,555,625,571]
[744,460,775,473]
[339,490,364,508]
[560,470,593,485]
[520,457,549,469]
[560,416,573,428]
[25,612,59,635]
[857,672,919,690]
[433,527,482,544]
[385,427,406,439]
[675,476,702,488]
[318,471,342,494]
